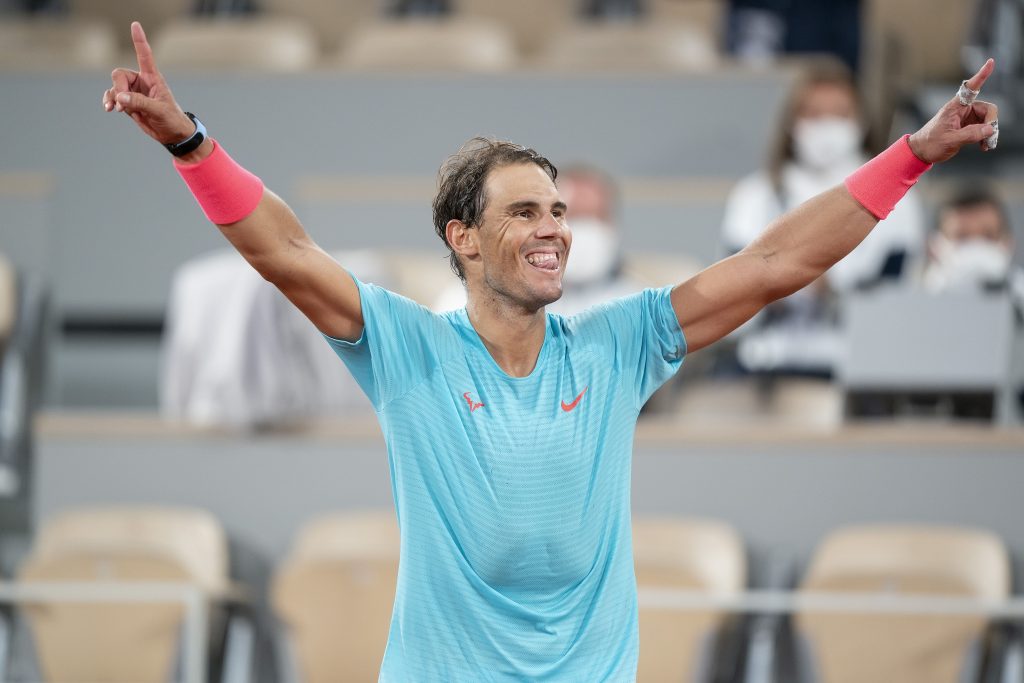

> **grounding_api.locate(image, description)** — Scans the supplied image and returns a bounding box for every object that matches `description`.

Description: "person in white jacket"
[720,57,925,376]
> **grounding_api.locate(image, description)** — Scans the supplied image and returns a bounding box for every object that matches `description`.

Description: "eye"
[516,209,532,219]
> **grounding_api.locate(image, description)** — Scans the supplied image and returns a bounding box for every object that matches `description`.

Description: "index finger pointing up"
[131,21,157,73]
[964,58,996,93]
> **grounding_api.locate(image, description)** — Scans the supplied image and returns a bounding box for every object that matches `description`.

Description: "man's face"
[939,203,1010,246]
[470,163,570,310]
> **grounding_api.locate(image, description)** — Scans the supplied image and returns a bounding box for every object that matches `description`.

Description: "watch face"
[168,115,206,157]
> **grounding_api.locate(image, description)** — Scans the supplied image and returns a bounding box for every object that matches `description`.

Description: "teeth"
[526,253,557,265]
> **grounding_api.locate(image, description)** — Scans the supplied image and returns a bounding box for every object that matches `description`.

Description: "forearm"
[744,185,876,302]
[216,189,314,282]
[744,134,932,302]
[174,138,312,282]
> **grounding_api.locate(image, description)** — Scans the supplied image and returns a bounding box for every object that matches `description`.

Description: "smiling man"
[104,21,999,681]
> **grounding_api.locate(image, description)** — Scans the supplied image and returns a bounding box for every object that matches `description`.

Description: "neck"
[466,286,548,378]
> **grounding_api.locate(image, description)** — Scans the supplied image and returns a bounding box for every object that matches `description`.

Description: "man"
[103,22,998,680]
[923,186,1024,306]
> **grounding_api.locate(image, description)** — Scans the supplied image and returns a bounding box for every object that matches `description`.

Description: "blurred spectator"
[433,164,644,315]
[161,250,390,429]
[726,0,861,73]
[192,0,259,16]
[581,0,645,20]
[922,186,1024,309]
[719,58,925,376]
[387,0,451,17]
[1,0,64,13]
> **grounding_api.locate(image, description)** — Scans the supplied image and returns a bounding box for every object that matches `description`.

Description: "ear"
[446,219,480,260]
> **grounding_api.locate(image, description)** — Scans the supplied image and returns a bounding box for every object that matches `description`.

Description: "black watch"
[165,112,207,157]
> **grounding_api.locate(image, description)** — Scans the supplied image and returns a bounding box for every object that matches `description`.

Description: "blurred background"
[2,0,1024,681]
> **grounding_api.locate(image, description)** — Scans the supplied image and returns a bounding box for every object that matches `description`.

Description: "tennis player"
[103,22,998,680]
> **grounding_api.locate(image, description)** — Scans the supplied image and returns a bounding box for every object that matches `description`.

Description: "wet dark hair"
[432,137,558,281]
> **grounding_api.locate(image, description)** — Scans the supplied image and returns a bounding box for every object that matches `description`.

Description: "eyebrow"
[505,200,568,213]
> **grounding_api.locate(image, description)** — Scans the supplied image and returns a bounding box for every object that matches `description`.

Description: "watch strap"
[165,112,207,157]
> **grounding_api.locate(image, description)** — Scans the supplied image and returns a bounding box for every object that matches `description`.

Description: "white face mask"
[926,235,1013,292]
[564,218,620,286]
[792,117,863,170]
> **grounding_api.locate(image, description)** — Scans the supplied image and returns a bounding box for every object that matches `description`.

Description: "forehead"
[941,203,1007,238]
[798,81,858,116]
[483,163,559,208]
[559,175,612,216]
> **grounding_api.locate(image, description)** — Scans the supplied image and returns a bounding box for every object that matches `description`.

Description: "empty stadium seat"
[633,516,746,682]
[538,21,718,71]
[17,506,231,683]
[261,0,379,52]
[0,18,117,70]
[456,0,576,56]
[622,249,702,290]
[649,0,725,40]
[795,524,1010,683]
[68,0,193,52]
[673,378,843,429]
[273,511,399,683]
[374,249,458,307]
[152,16,318,72]
[339,18,518,72]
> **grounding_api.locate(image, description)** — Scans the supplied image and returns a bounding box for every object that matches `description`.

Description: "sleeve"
[320,275,453,409]
[571,286,687,409]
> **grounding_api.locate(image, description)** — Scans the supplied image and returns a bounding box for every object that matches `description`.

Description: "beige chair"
[0,253,15,345]
[538,21,718,72]
[796,524,1010,683]
[68,0,193,52]
[672,377,843,430]
[650,0,725,41]
[273,511,400,683]
[374,249,458,308]
[623,250,703,290]
[18,506,229,683]
[0,18,117,70]
[339,18,518,72]
[633,516,746,682]
[261,0,379,53]
[456,0,576,56]
[153,16,318,72]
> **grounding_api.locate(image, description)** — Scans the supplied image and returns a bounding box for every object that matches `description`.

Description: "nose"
[536,211,564,239]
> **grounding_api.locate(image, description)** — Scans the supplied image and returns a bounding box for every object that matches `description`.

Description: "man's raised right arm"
[103,21,363,342]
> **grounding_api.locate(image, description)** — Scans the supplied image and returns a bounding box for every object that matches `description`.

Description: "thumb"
[957,121,996,146]
[115,90,159,116]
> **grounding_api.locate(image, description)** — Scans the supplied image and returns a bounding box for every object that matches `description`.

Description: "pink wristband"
[844,134,932,220]
[174,139,264,225]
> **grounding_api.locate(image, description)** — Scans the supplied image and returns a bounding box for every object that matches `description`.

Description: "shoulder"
[560,287,675,337]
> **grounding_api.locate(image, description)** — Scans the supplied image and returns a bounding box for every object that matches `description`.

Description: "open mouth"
[525,252,560,272]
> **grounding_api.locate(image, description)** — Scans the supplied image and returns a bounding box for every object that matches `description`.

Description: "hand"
[102,22,195,146]
[908,58,999,164]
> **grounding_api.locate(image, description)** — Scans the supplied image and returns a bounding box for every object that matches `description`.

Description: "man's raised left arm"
[673,59,999,353]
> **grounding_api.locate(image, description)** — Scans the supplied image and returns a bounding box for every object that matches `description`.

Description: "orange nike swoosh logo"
[561,387,588,412]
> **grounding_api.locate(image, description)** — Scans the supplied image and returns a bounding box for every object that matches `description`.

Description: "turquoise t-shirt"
[323,276,686,682]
